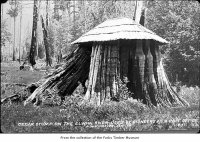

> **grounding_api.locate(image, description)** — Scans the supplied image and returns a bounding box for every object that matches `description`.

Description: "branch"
[91,12,97,21]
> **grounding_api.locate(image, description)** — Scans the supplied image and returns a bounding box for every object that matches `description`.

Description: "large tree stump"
[24,40,189,107]
[84,40,189,107]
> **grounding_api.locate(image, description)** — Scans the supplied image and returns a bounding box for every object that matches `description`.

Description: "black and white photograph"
[1,0,199,139]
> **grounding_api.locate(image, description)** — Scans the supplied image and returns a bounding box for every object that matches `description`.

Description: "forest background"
[1,0,200,87]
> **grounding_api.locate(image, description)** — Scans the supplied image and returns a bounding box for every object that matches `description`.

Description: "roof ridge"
[105,17,133,20]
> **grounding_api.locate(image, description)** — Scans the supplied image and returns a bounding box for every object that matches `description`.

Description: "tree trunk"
[84,0,86,32]
[139,8,145,26]
[9,19,12,59]
[73,0,75,27]
[35,0,41,60]
[46,0,48,27]
[53,0,59,21]
[41,16,51,66]
[1,5,3,62]
[133,0,138,20]
[13,17,16,61]
[1,4,3,20]
[29,0,38,66]
[56,4,63,64]
[133,0,144,23]
[57,49,62,63]
[19,6,22,63]
[39,0,52,66]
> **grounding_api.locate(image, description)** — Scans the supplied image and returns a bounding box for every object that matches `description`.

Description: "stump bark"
[84,42,120,105]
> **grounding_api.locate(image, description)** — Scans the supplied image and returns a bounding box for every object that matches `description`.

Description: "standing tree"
[71,0,79,41]
[54,0,72,63]
[46,0,49,27]
[1,3,3,20]
[41,15,51,66]
[133,0,138,21]
[35,0,41,60]
[73,0,75,29]
[29,0,38,66]
[83,0,86,32]
[1,20,12,62]
[53,0,60,21]
[40,0,52,67]
[18,4,22,63]
[7,0,19,61]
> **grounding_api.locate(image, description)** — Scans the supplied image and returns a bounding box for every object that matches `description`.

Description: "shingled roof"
[72,17,169,44]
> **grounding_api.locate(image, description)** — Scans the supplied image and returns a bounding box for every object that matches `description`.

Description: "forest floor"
[1,62,199,133]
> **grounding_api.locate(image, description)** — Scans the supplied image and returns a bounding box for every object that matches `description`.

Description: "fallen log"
[24,46,92,106]
[1,83,27,87]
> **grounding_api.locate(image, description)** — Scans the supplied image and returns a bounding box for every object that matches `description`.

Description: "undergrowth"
[178,85,199,106]
[1,68,199,132]
[1,93,199,133]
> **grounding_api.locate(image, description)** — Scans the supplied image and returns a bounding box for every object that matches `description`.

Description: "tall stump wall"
[85,40,188,107]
